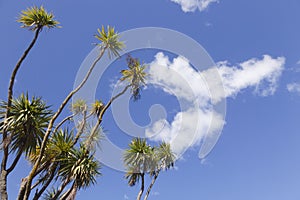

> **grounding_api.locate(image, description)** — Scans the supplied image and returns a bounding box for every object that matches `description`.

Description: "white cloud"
[146,108,224,156]
[146,52,285,157]
[171,0,218,12]
[215,55,285,99]
[287,83,300,94]
[147,52,211,107]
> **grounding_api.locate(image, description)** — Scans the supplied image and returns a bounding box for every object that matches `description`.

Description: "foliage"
[0,94,52,156]
[121,55,147,100]
[91,100,105,117]
[124,138,155,174]
[43,187,60,200]
[59,145,100,189]
[95,25,124,58]
[71,99,87,115]
[123,138,176,199]
[0,5,150,200]
[17,6,60,31]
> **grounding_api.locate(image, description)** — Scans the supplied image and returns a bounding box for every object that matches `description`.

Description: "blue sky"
[1,0,300,199]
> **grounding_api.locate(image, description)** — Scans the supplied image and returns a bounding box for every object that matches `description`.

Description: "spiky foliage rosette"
[91,100,105,117]
[0,94,52,156]
[121,55,147,100]
[17,6,60,31]
[71,99,87,115]
[95,25,124,58]
[155,142,175,170]
[124,138,156,173]
[59,146,101,189]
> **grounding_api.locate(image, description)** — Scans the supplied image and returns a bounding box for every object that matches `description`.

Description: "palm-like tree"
[27,129,74,200]
[124,138,155,200]
[28,128,100,200]
[1,6,59,200]
[28,129,74,168]
[121,55,147,100]
[0,94,52,200]
[52,146,100,199]
[95,26,124,58]
[23,26,124,200]
[143,142,175,200]
[17,6,60,31]
[0,94,52,171]
[91,100,105,117]
[6,6,59,122]
[123,139,175,200]
[156,142,175,170]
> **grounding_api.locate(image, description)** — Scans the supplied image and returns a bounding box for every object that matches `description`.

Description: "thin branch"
[7,150,23,173]
[72,110,87,146]
[143,170,160,200]
[137,173,145,200]
[90,84,131,139]
[53,114,75,134]
[30,175,47,190]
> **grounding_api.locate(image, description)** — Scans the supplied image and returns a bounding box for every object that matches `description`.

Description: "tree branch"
[53,114,75,134]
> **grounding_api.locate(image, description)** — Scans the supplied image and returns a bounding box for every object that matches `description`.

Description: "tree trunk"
[0,170,8,200]
[137,173,144,200]
[144,171,160,200]
[1,27,41,200]
[65,186,77,200]
[60,181,77,200]
[17,177,28,200]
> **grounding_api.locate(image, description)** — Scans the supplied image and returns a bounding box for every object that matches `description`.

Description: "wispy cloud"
[171,0,218,12]
[146,52,285,156]
[152,191,160,196]
[124,194,129,200]
[205,22,213,27]
[291,60,300,72]
[287,83,300,94]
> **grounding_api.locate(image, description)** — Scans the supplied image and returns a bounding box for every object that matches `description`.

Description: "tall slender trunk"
[17,177,28,200]
[143,171,160,200]
[23,46,107,200]
[65,186,77,200]
[137,173,144,200]
[0,27,41,200]
[0,170,8,200]
[60,181,77,200]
